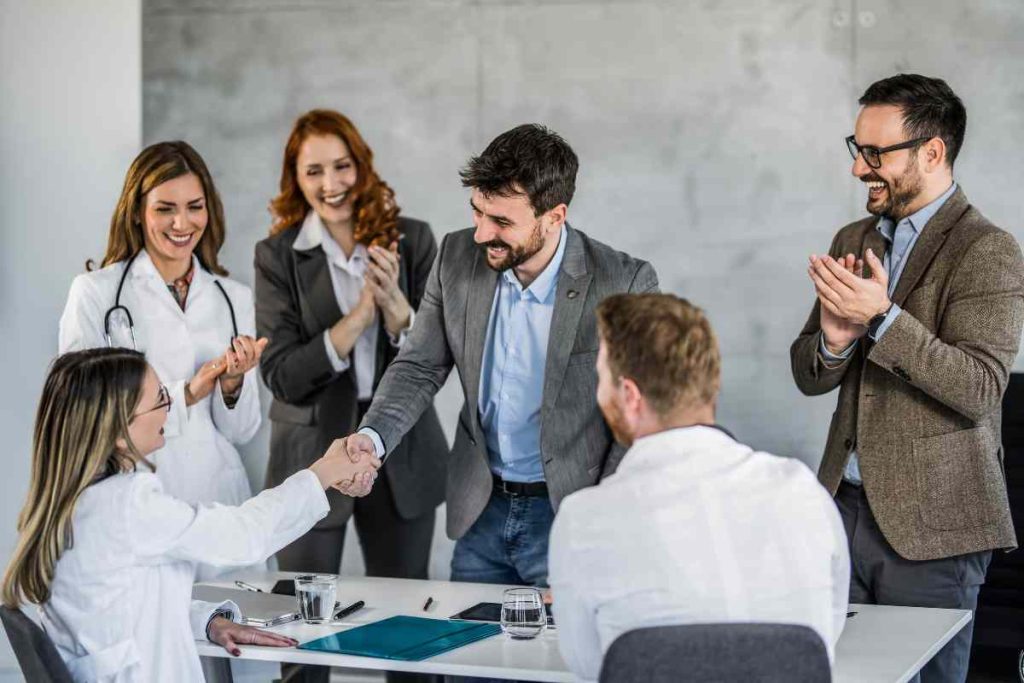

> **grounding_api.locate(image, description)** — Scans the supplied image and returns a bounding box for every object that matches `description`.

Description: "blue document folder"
[298,615,502,661]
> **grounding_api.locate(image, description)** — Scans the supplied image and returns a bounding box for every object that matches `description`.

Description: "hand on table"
[207,616,297,657]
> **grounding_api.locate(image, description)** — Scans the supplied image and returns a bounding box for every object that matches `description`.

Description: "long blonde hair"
[1,349,148,608]
[95,140,229,275]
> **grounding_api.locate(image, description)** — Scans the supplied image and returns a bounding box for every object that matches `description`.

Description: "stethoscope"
[104,250,238,349]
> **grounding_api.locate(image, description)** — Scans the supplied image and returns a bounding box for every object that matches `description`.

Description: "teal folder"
[298,616,502,661]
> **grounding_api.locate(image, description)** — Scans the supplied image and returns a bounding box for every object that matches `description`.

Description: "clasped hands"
[807,248,891,355]
[312,434,382,497]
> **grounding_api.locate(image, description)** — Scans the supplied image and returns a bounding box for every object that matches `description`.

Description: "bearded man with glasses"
[791,73,1024,682]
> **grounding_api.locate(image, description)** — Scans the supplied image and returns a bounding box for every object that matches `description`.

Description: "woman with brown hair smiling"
[255,109,447,683]
[59,141,267,517]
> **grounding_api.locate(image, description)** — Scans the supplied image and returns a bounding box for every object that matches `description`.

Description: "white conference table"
[196,571,970,682]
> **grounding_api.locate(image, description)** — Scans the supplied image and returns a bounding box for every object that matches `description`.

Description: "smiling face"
[296,134,358,231]
[470,187,563,278]
[141,172,208,269]
[119,366,169,460]
[852,104,927,220]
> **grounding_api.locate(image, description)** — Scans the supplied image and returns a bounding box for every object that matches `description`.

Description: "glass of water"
[294,574,337,624]
[500,587,546,639]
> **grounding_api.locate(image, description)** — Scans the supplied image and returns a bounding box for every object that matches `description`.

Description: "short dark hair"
[858,74,966,167]
[459,124,578,215]
[597,294,721,417]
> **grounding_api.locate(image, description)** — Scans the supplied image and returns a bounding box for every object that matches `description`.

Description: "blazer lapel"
[542,228,592,411]
[295,248,343,332]
[890,188,969,306]
[463,250,499,422]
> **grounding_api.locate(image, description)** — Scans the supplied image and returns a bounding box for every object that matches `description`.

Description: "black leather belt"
[492,474,548,497]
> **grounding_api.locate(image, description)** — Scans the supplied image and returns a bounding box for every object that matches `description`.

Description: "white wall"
[0,0,141,678]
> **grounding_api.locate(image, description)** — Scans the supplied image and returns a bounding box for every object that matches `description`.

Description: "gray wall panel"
[142,0,1024,578]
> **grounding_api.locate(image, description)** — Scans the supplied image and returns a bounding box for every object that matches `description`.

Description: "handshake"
[308,433,382,497]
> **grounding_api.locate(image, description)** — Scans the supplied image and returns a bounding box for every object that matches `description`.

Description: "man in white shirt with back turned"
[548,293,850,681]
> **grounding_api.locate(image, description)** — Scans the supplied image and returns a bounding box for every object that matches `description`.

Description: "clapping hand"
[219,336,269,395]
[808,250,890,354]
[365,242,412,337]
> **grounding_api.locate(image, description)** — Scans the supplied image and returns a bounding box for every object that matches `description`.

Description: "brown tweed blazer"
[791,187,1024,561]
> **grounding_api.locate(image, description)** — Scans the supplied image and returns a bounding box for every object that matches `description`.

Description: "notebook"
[298,615,501,661]
[192,585,300,627]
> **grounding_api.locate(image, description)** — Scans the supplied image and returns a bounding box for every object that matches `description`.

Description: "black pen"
[333,600,365,620]
[235,580,263,593]
[423,597,434,612]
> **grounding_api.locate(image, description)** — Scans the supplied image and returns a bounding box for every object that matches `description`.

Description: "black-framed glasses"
[845,135,932,169]
[132,384,172,420]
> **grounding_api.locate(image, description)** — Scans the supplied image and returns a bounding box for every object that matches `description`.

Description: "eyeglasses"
[845,135,932,169]
[132,384,172,420]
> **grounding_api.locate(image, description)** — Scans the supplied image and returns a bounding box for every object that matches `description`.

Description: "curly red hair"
[269,109,400,246]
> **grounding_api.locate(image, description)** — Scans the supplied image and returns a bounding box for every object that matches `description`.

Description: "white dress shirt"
[293,211,410,401]
[549,425,849,682]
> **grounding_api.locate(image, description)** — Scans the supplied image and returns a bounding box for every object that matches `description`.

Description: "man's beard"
[600,396,633,448]
[478,220,545,272]
[864,154,925,220]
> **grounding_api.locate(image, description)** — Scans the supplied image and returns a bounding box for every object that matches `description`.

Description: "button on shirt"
[479,226,567,483]
[548,426,850,682]
[293,212,409,402]
[821,182,957,483]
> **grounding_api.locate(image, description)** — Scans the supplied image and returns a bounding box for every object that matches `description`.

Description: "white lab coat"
[59,250,260,508]
[40,468,328,682]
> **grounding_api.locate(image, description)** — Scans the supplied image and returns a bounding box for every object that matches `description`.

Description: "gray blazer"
[255,217,449,528]
[360,225,659,539]
[791,187,1024,560]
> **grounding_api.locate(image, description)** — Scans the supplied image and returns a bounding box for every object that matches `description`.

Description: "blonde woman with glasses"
[1,348,379,682]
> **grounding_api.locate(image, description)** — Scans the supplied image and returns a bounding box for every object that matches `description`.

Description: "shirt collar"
[502,225,567,303]
[293,210,367,269]
[876,181,957,242]
[616,424,739,474]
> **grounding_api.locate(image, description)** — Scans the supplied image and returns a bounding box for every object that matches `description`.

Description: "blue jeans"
[451,489,555,587]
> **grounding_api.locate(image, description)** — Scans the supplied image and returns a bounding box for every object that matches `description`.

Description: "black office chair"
[0,605,74,682]
[599,622,832,683]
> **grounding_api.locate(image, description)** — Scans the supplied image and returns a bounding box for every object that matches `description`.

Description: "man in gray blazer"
[340,124,658,586]
[792,74,1024,682]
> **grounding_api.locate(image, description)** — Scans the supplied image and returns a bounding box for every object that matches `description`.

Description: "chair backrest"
[599,622,832,683]
[0,605,74,683]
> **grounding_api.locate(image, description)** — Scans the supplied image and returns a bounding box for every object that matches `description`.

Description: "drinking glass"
[294,574,337,624]
[500,587,546,639]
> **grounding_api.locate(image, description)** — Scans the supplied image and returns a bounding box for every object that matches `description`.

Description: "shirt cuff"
[388,309,415,348]
[818,332,857,361]
[190,599,240,641]
[869,303,902,342]
[358,426,386,459]
[322,329,351,373]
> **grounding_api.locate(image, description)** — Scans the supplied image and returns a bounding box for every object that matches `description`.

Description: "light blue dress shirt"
[478,225,568,483]
[821,182,957,483]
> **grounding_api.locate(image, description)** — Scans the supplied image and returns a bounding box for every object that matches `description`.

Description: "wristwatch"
[206,607,235,641]
[867,304,893,338]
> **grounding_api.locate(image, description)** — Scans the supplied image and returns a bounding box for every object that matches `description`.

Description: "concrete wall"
[0,1,142,678]
[139,0,1024,581]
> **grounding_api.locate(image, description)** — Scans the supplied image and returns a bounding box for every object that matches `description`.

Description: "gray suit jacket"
[361,225,659,539]
[255,217,448,528]
[791,188,1024,560]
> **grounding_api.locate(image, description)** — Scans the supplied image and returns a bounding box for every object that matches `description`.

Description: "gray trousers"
[836,481,991,683]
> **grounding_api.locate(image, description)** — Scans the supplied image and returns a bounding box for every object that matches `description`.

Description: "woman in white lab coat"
[59,141,265,508]
[0,348,380,682]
